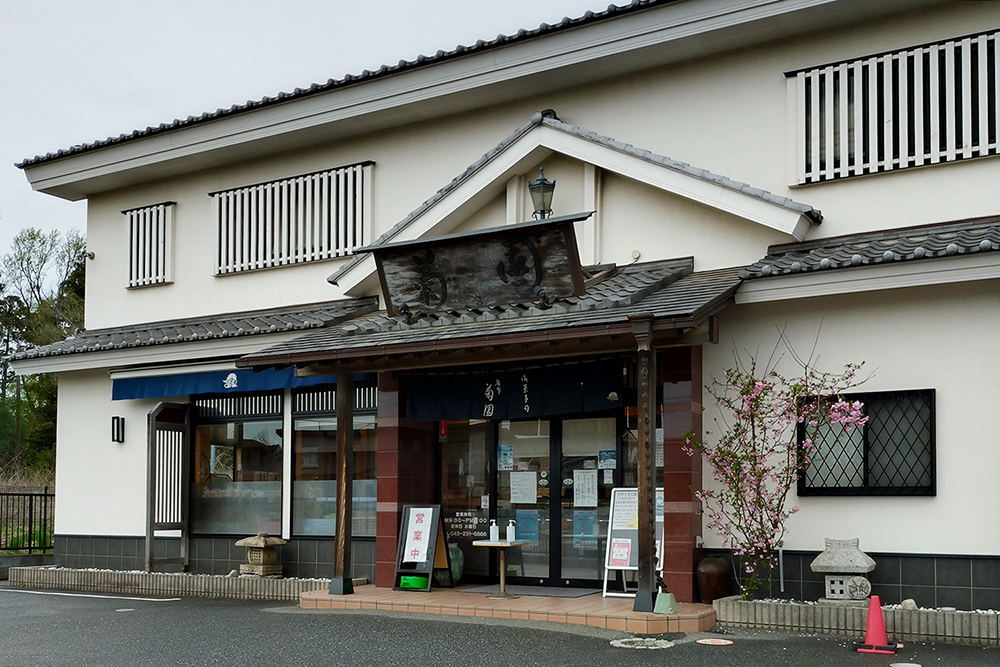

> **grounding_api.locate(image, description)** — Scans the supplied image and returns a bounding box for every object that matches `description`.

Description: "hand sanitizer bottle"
[489,519,499,542]
[506,520,516,542]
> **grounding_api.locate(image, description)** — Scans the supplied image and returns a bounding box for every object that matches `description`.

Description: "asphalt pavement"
[0,585,996,666]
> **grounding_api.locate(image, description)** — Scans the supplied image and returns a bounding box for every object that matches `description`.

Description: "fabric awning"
[112,367,344,401]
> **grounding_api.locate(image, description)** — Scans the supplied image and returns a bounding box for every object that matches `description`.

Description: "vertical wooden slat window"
[123,202,175,288]
[792,29,1000,184]
[210,161,373,275]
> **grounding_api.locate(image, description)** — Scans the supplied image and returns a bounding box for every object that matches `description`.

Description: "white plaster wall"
[701,279,1000,556]
[600,172,790,271]
[80,2,1000,329]
[55,370,185,536]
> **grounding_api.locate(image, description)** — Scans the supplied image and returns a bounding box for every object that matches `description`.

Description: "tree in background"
[0,228,85,482]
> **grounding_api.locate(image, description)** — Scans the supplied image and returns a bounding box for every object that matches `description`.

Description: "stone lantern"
[235,532,287,576]
[810,537,876,601]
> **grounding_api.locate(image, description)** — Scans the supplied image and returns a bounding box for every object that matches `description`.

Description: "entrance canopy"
[240,257,741,376]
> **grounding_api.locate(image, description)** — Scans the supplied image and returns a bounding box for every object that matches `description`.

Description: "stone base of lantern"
[240,563,283,576]
[817,597,867,607]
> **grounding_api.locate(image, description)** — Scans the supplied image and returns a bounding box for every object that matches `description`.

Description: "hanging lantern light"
[527,168,556,220]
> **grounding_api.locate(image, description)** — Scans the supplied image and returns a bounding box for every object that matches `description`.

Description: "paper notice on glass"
[608,538,632,567]
[573,468,598,507]
[402,507,434,563]
[498,445,514,471]
[510,471,537,504]
[612,489,638,529]
[598,449,616,469]
[516,509,539,544]
[603,469,613,485]
[573,510,598,550]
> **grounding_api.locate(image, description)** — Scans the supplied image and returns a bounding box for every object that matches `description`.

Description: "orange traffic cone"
[854,595,899,654]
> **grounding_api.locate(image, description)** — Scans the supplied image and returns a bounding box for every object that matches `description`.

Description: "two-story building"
[12,0,1000,609]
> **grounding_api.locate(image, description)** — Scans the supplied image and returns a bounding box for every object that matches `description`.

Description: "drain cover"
[696,638,734,646]
[610,638,675,649]
[889,664,921,667]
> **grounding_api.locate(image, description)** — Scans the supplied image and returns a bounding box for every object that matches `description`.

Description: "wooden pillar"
[330,371,355,595]
[630,315,657,612]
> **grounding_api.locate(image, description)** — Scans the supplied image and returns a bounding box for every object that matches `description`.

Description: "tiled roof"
[328,113,821,285]
[16,0,686,169]
[6,298,379,362]
[740,217,1000,280]
[248,260,741,364]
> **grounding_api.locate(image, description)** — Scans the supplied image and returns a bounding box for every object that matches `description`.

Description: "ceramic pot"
[696,556,732,604]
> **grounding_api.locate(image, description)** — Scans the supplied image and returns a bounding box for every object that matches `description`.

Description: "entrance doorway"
[439,415,620,588]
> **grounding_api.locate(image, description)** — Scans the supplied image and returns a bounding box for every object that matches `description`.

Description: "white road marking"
[0,589,180,602]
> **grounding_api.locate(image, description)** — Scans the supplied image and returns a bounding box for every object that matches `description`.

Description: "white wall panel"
[702,279,1000,556]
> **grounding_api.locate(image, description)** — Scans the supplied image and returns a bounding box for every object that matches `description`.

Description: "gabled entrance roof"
[243,259,741,375]
[329,112,821,297]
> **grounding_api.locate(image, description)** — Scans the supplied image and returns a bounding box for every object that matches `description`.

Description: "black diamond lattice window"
[799,389,935,496]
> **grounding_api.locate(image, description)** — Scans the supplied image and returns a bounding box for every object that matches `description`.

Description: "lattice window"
[123,201,175,288]
[791,30,1000,184]
[194,392,283,420]
[292,379,378,415]
[800,389,935,495]
[210,162,373,275]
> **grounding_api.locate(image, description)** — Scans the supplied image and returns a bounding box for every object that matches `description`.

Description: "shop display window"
[292,415,377,537]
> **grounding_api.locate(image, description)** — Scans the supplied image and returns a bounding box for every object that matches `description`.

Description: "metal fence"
[0,487,54,553]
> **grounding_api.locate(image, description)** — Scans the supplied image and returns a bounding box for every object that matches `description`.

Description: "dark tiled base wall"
[701,549,1000,611]
[54,535,375,583]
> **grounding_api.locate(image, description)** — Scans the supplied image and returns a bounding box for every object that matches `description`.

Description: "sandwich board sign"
[393,505,454,591]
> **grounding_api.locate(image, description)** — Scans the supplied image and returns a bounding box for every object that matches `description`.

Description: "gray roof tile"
[246,260,741,364]
[7,298,378,362]
[740,216,1000,280]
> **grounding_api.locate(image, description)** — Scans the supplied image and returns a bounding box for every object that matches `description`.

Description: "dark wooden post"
[630,315,658,612]
[330,371,355,595]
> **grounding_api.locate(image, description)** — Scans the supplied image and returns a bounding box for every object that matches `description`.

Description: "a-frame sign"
[393,505,454,591]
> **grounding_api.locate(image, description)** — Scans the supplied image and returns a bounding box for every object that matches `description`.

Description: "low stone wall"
[714,595,1000,647]
[0,555,52,580]
[8,566,363,601]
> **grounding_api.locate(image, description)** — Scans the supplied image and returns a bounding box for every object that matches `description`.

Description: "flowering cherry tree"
[685,350,867,600]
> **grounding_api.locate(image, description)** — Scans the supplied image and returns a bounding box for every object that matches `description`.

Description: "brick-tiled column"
[374,372,436,587]
[659,346,703,603]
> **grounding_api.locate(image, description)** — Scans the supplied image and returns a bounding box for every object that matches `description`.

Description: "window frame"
[798,388,936,497]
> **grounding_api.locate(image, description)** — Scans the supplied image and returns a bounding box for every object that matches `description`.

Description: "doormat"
[458,585,598,598]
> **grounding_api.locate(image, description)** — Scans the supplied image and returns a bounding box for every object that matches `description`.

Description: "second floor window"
[791,29,1000,184]
[210,161,373,275]
[124,201,175,288]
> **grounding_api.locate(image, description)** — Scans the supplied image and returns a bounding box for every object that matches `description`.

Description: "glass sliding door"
[440,420,492,579]
[559,417,616,582]
[497,419,550,581]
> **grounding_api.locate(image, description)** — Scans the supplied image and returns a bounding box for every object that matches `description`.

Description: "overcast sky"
[1,0,617,259]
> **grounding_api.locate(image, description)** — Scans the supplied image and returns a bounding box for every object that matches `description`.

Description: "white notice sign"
[402,507,434,563]
[573,469,598,508]
[510,471,537,504]
[611,489,639,530]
